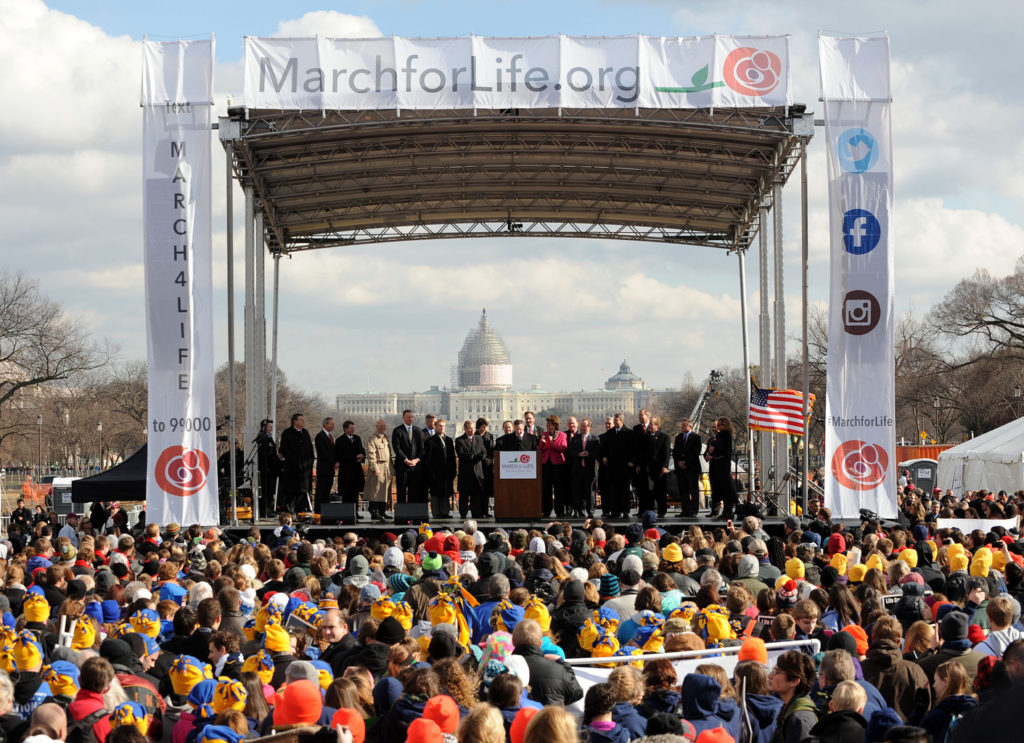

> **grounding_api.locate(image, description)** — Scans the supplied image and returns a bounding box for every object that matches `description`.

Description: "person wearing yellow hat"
[949,553,969,573]
[848,564,867,583]
[829,553,848,576]
[785,557,805,581]
[211,677,248,714]
[864,553,885,574]
[897,549,918,569]
[22,592,50,627]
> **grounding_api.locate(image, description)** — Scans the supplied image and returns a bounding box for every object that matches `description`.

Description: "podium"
[493,450,542,520]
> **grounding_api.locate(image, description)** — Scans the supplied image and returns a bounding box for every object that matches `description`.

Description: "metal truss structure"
[224,105,812,253]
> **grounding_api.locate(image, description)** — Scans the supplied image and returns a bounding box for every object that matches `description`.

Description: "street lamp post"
[1015,384,1021,419]
[97,422,103,472]
[36,413,42,480]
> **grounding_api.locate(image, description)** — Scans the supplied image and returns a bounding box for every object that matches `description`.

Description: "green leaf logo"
[691,65,709,88]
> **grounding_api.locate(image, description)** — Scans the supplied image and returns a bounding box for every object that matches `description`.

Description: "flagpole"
[800,138,811,514]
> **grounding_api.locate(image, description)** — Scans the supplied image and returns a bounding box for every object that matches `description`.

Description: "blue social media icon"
[842,209,881,255]
[837,128,879,173]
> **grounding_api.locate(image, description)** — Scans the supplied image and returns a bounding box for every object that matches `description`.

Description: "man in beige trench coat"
[364,418,393,522]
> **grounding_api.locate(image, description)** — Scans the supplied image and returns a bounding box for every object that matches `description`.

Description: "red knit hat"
[696,727,736,743]
[272,680,323,727]
[423,695,460,734]
[510,707,539,743]
[407,718,443,743]
[331,709,365,743]
[968,624,987,647]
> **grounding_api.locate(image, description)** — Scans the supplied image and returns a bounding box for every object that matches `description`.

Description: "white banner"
[142,39,219,526]
[243,34,791,110]
[498,450,538,480]
[820,35,896,519]
[936,517,1019,534]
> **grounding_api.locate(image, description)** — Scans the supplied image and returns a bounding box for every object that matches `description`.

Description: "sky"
[3,0,1024,403]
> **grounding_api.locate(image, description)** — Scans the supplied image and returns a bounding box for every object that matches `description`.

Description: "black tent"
[71,444,147,503]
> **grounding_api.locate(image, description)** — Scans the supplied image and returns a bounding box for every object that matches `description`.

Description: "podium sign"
[498,451,538,479]
[494,450,542,520]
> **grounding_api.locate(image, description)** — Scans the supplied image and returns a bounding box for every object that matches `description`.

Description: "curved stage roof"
[224,105,811,252]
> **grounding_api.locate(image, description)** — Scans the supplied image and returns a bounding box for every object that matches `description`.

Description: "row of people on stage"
[252,408,738,522]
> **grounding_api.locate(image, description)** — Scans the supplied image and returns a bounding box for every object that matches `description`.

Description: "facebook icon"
[842,209,881,255]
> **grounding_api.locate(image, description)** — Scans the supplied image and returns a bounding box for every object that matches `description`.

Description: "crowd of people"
[0,489,1023,743]
[253,409,739,524]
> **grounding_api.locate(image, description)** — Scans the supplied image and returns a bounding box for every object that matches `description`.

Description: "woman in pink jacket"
[539,414,568,518]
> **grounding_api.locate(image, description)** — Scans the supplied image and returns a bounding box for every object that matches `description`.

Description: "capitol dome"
[605,359,645,390]
[457,309,513,389]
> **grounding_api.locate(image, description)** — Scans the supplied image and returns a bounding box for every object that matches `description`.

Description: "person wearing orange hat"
[841,625,869,659]
[332,708,366,743]
[423,695,460,735]
[509,706,539,743]
[406,718,444,743]
[272,679,323,729]
[736,637,768,666]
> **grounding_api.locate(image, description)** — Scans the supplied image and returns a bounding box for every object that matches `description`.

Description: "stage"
[223,509,792,543]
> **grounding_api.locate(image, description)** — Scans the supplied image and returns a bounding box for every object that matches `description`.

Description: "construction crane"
[689,369,724,434]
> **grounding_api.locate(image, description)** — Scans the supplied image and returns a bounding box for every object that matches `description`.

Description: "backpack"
[945,711,965,743]
[66,709,108,743]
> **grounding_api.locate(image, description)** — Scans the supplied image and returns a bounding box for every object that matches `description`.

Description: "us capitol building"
[335,310,660,423]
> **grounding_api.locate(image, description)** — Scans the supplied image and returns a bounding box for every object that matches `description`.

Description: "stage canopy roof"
[223,105,812,253]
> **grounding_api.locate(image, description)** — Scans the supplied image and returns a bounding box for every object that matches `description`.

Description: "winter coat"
[586,723,632,743]
[366,694,428,743]
[918,644,986,685]
[514,645,583,706]
[807,709,867,743]
[919,694,978,743]
[974,626,1024,657]
[638,688,681,718]
[741,692,782,743]
[551,597,591,658]
[680,674,732,736]
[716,696,742,741]
[611,701,648,740]
[861,639,931,720]
[769,695,817,743]
[893,583,931,631]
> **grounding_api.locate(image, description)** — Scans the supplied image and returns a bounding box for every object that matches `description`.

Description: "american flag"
[749,378,815,436]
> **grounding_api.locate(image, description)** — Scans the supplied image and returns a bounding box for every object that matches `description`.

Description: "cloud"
[271,11,382,38]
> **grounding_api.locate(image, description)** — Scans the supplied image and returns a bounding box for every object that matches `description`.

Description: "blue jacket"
[612,701,648,739]
[680,674,731,736]
[919,694,978,743]
[741,692,783,743]
[586,723,632,743]
[716,696,742,742]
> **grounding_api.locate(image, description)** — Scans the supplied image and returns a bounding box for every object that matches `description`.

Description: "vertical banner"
[142,39,219,525]
[819,35,896,518]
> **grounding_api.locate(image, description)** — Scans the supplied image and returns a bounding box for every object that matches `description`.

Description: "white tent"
[936,418,1024,496]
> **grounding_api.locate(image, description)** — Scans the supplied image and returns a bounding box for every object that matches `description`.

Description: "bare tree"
[0,272,111,452]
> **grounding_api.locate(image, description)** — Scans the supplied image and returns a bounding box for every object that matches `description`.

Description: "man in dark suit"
[255,419,280,515]
[599,413,634,519]
[313,417,337,512]
[425,419,456,518]
[456,420,487,518]
[278,413,314,514]
[567,416,601,517]
[632,409,653,514]
[673,418,702,516]
[335,420,366,505]
[392,409,424,503]
[523,411,541,446]
[495,420,536,451]
[646,417,672,518]
[476,417,495,509]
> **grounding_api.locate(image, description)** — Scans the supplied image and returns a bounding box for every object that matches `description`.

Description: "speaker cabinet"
[321,502,358,524]
[394,502,429,525]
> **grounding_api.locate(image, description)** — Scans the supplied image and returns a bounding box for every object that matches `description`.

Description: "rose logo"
[519,454,531,464]
[723,47,782,97]
[155,445,210,497]
[831,440,888,491]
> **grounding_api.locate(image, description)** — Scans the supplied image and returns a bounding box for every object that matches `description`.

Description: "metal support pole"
[800,141,811,513]
[269,253,281,433]
[243,186,257,523]
[758,206,772,494]
[255,210,267,429]
[226,147,238,527]
[773,182,789,515]
[738,248,754,499]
